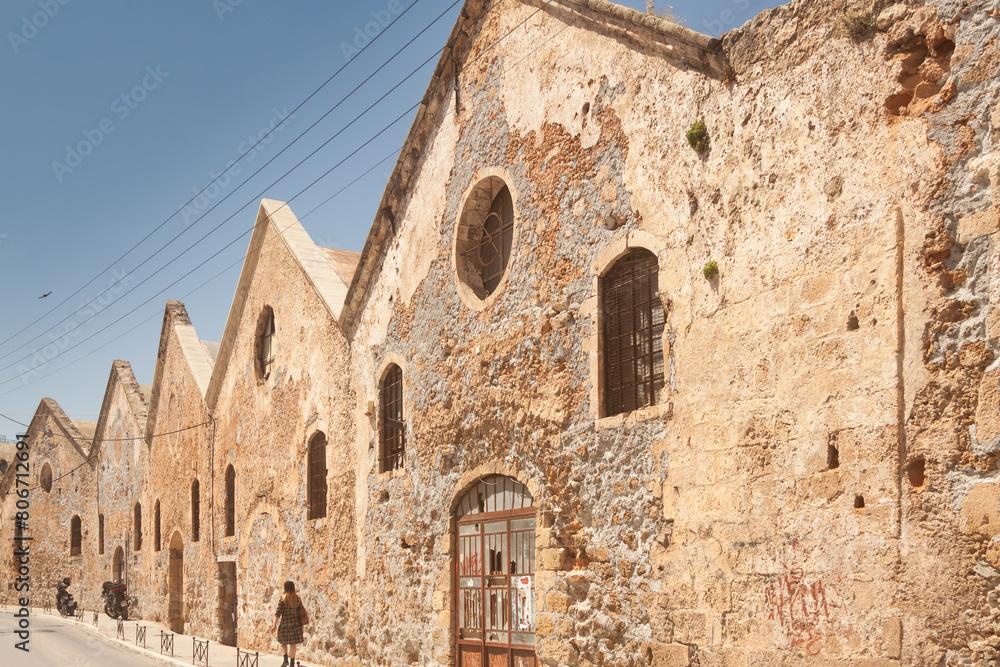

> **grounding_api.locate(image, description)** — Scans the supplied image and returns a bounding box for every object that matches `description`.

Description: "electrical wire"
[0,0,465,368]
[0,0,562,394]
[0,0,427,357]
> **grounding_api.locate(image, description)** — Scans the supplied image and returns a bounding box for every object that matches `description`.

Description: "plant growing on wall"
[687,120,710,153]
[703,260,718,280]
[841,11,874,39]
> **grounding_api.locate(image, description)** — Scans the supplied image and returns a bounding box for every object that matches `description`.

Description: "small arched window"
[134,502,142,551]
[154,500,161,552]
[192,479,200,542]
[601,248,665,417]
[307,433,327,519]
[70,515,82,556]
[113,546,124,584]
[224,465,236,537]
[98,514,105,555]
[256,307,275,381]
[40,462,52,493]
[379,364,405,473]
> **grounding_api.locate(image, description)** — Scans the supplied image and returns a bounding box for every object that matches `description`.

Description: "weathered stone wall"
[4,1,1000,665]
[139,303,215,634]
[4,402,100,612]
[210,219,358,662]
[94,362,149,619]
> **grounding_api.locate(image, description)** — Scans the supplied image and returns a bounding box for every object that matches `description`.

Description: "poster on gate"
[515,576,533,630]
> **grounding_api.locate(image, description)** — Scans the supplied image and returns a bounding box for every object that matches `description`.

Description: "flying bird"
[38,292,51,299]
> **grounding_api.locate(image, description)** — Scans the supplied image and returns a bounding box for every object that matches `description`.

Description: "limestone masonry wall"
[4,1,1000,665]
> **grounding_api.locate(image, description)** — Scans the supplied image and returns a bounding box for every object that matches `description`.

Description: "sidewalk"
[26,604,294,667]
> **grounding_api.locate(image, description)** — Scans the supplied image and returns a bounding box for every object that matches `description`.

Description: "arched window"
[256,307,275,381]
[113,546,125,584]
[70,515,82,556]
[379,364,405,472]
[224,465,236,537]
[307,433,327,519]
[192,479,200,542]
[98,514,105,555]
[40,462,52,493]
[601,248,665,417]
[455,476,535,666]
[154,500,161,552]
[134,502,142,551]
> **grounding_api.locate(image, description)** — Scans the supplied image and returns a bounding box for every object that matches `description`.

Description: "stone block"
[977,369,1000,444]
[541,548,568,571]
[644,642,690,666]
[883,617,902,659]
[546,592,571,613]
[542,639,579,666]
[961,482,1000,538]
[535,613,554,636]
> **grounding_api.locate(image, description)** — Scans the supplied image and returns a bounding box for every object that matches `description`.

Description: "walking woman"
[270,580,308,667]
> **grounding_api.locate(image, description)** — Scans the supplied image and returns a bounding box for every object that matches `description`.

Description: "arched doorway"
[168,532,184,633]
[112,546,125,584]
[455,475,536,667]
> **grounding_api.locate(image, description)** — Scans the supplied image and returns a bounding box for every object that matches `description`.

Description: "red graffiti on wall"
[764,542,849,655]
[460,552,482,576]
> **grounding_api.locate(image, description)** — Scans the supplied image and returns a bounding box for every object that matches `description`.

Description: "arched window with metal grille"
[133,502,142,551]
[601,248,665,417]
[154,500,161,552]
[379,364,405,473]
[70,515,82,556]
[191,479,200,542]
[307,432,327,519]
[256,307,275,380]
[224,465,236,537]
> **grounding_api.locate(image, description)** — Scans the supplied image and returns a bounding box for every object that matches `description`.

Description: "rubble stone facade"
[4,1,1000,665]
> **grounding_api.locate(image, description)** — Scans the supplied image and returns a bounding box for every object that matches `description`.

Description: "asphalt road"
[0,611,164,667]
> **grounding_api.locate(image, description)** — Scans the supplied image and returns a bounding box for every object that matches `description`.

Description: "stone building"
[4,0,1000,664]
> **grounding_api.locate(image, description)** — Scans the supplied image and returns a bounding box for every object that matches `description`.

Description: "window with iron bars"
[70,515,82,556]
[602,249,665,417]
[224,465,236,537]
[192,479,200,542]
[308,433,327,519]
[258,308,275,380]
[380,364,405,473]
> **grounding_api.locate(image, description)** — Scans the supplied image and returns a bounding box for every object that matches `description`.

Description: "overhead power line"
[0,0,428,359]
[0,0,560,393]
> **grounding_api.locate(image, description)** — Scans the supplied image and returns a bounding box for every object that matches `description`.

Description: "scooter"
[55,577,78,617]
[102,581,132,620]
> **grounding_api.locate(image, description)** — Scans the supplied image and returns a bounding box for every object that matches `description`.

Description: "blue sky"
[0,0,780,438]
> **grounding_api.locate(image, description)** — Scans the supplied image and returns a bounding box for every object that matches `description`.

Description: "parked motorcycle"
[55,577,78,617]
[102,581,132,620]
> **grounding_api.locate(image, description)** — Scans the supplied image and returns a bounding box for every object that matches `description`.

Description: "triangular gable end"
[144,301,213,445]
[338,0,722,333]
[93,360,149,455]
[204,198,352,411]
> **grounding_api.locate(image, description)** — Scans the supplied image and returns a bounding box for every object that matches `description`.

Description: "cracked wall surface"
[4,1,1000,666]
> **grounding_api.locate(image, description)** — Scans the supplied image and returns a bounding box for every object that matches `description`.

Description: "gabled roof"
[33,397,94,460]
[204,199,354,411]
[144,301,213,443]
[92,360,149,453]
[338,0,722,333]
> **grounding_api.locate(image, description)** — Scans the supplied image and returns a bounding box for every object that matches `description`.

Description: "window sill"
[595,402,673,431]
[376,467,407,482]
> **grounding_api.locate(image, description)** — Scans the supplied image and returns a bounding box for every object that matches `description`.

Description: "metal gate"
[456,476,536,667]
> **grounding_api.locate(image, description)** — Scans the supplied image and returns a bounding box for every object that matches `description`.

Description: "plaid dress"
[275,598,304,645]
